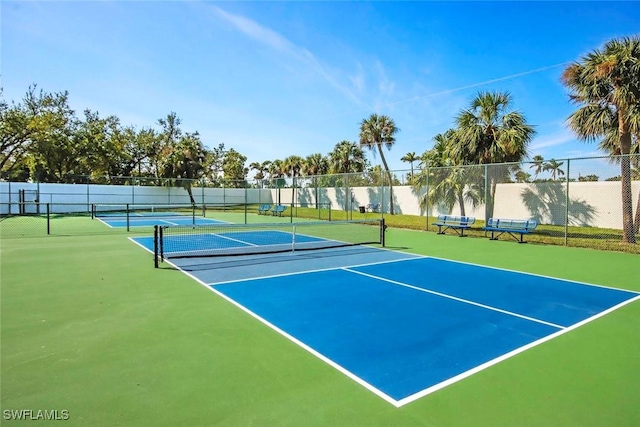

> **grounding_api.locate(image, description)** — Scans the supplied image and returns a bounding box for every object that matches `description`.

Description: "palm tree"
[304,153,329,176]
[415,130,482,217]
[401,151,419,184]
[562,36,640,243]
[543,159,565,180]
[514,170,531,183]
[452,91,535,219]
[249,160,271,183]
[359,114,399,214]
[529,155,545,179]
[159,132,206,204]
[283,155,305,206]
[304,153,329,208]
[329,140,365,174]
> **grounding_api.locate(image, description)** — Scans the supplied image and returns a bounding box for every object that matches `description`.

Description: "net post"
[192,204,196,225]
[159,226,164,262]
[380,218,386,247]
[126,203,130,232]
[154,225,159,268]
[91,203,95,219]
[46,203,50,235]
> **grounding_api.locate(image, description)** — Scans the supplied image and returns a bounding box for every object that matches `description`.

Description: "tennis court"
[94,208,225,228]
[130,221,639,407]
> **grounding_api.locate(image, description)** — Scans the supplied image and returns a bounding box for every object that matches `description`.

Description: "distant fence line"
[1,154,639,231]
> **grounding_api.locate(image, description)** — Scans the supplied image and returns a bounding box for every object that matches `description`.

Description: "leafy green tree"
[452,91,535,218]
[359,114,399,214]
[0,89,34,180]
[221,148,248,187]
[23,88,82,182]
[562,36,640,243]
[74,110,128,182]
[153,112,183,179]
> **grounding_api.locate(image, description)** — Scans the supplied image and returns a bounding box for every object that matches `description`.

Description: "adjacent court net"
[92,204,202,220]
[153,219,385,267]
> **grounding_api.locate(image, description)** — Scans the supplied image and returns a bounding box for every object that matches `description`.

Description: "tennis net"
[153,219,385,267]
[92,203,203,219]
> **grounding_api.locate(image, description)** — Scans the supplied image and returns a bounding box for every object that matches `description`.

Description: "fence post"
[425,169,430,231]
[564,159,570,246]
[484,164,489,223]
[46,203,50,235]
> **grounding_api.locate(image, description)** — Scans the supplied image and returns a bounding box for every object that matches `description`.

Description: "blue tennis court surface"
[129,233,640,407]
[99,214,224,227]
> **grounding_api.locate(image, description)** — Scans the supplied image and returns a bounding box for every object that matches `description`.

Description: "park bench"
[366,203,381,213]
[257,204,272,215]
[432,215,476,237]
[271,205,287,217]
[483,218,538,243]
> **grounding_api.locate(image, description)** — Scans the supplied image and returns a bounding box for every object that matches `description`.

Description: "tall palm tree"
[562,36,640,243]
[359,114,399,214]
[543,159,565,180]
[401,151,419,184]
[452,91,535,219]
[529,155,545,179]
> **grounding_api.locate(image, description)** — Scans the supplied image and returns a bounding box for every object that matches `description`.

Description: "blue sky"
[2,1,639,175]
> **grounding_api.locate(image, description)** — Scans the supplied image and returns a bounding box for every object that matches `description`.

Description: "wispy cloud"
[210,6,367,108]
[529,129,576,152]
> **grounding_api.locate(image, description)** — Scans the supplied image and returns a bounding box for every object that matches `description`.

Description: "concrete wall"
[2,180,638,230]
[273,180,640,230]
[0,182,273,214]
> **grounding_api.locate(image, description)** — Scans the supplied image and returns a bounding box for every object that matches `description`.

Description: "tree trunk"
[377,145,394,214]
[186,184,195,205]
[618,115,636,243]
[457,191,466,216]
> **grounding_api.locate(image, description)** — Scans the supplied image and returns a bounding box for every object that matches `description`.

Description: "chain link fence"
[1,155,639,252]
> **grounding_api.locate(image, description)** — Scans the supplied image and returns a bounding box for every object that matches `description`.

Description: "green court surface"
[1,226,639,426]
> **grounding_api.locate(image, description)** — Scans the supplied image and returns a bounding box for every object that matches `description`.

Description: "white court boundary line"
[126,239,640,407]
[342,267,565,329]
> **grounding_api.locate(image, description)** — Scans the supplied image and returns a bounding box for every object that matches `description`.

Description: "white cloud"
[209,6,366,108]
[529,129,576,152]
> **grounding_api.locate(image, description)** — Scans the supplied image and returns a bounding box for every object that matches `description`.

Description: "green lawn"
[1,219,639,426]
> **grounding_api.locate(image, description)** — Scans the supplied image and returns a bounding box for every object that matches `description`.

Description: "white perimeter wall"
[2,181,638,229]
[0,182,273,214]
[275,180,640,230]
